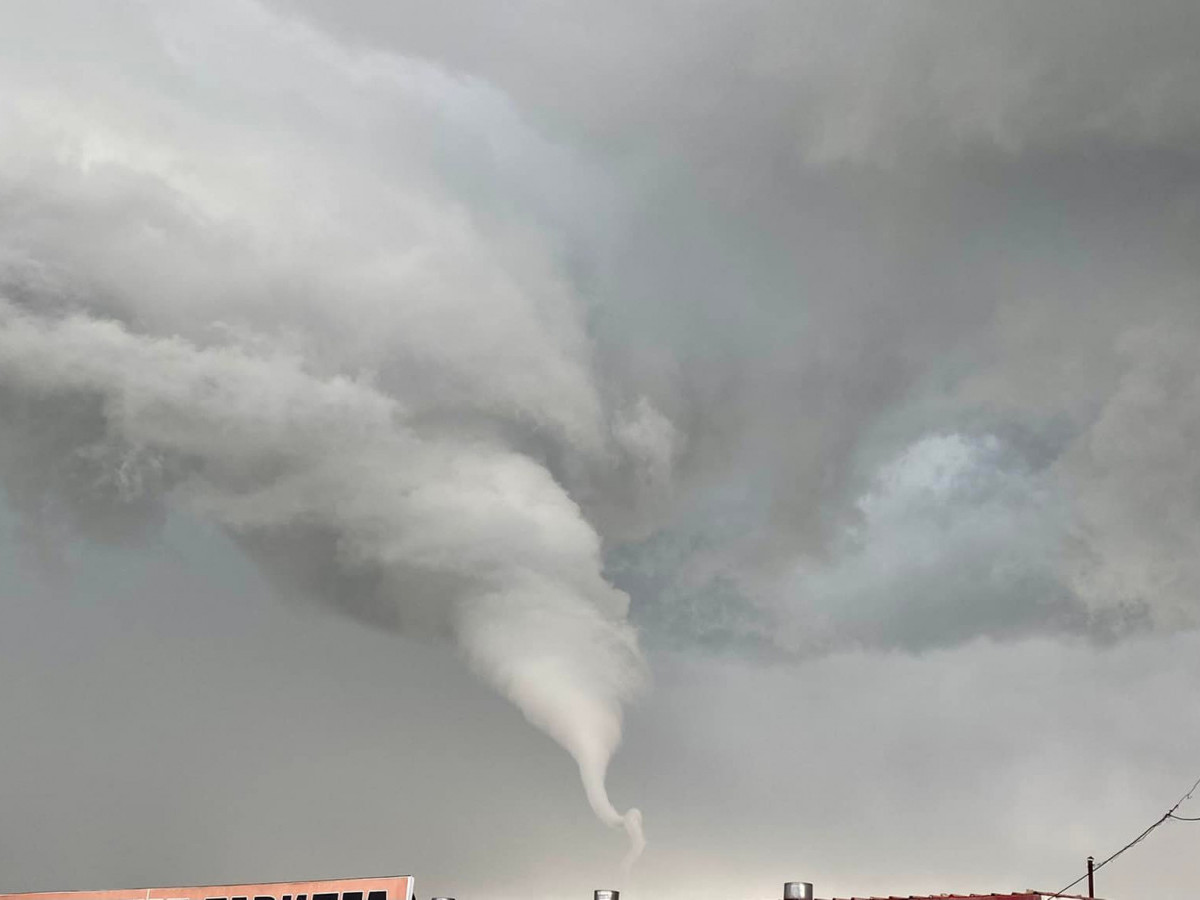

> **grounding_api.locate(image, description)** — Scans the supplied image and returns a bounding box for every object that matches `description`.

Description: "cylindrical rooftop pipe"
[784,882,814,900]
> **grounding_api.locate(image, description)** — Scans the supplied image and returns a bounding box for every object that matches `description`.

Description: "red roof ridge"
[824,893,1103,900]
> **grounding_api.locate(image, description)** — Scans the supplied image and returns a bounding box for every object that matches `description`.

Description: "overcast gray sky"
[2,2,1200,899]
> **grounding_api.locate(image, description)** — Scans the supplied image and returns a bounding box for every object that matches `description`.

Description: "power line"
[1047,773,1200,898]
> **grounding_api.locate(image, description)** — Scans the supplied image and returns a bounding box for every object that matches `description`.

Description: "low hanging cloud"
[1062,320,1200,630]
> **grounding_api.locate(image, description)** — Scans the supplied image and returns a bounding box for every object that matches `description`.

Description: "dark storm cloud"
[7,0,1198,660]
[284,0,1200,655]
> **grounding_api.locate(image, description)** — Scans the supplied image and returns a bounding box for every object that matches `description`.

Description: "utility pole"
[1087,855,1095,898]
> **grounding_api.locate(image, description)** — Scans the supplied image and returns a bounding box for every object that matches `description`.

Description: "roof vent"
[594,891,619,900]
[784,882,814,900]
